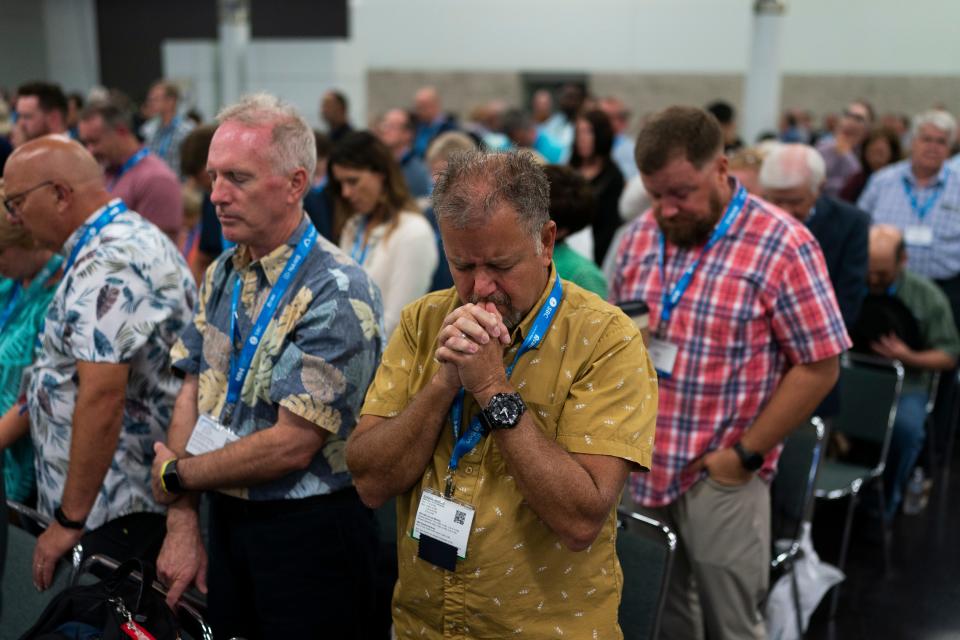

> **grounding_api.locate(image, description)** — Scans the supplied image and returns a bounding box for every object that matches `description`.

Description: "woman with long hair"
[329,131,438,337]
[840,127,902,203]
[570,110,625,266]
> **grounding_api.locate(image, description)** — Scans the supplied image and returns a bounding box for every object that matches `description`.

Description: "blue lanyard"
[36,202,126,348]
[350,216,371,265]
[224,223,318,423]
[155,117,180,159]
[902,171,947,221]
[65,200,128,276]
[108,148,149,190]
[445,273,564,486]
[0,283,22,334]
[658,185,747,327]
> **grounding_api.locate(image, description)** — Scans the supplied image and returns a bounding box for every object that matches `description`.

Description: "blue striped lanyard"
[108,148,149,190]
[65,200,128,276]
[902,171,948,221]
[350,216,371,265]
[658,185,747,328]
[445,273,563,496]
[223,223,318,423]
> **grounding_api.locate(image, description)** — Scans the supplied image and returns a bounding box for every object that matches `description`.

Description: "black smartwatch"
[732,441,765,472]
[54,505,86,530]
[479,392,526,431]
[161,458,186,494]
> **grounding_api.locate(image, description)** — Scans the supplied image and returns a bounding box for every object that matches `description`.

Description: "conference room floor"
[807,447,960,640]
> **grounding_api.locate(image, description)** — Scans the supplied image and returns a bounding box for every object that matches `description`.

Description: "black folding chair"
[770,416,826,636]
[814,353,903,616]
[0,502,72,639]
[616,508,677,640]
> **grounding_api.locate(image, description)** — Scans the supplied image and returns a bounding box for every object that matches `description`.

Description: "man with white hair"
[149,93,384,638]
[858,109,960,324]
[760,143,870,330]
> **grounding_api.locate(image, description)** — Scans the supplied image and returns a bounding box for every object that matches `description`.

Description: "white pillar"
[218,0,250,109]
[742,0,786,146]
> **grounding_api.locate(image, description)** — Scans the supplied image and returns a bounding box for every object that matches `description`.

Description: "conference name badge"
[904,225,934,247]
[412,489,475,571]
[648,336,679,378]
[186,414,240,456]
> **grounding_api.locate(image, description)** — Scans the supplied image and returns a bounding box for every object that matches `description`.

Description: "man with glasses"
[0,135,196,592]
[816,99,874,197]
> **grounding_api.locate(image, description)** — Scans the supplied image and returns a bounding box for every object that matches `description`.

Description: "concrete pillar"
[742,0,786,146]
[218,0,250,109]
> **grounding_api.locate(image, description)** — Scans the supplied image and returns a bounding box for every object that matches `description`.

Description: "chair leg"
[791,563,805,637]
[875,480,891,575]
[830,491,858,619]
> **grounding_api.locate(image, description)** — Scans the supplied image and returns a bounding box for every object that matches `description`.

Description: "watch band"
[732,441,764,471]
[54,505,86,530]
[160,458,185,494]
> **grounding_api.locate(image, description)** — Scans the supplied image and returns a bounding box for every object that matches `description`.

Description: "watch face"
[488,393,524,428]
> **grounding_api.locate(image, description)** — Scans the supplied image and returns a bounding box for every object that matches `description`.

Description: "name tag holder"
[412,489,476,571]
[186,414,240,455]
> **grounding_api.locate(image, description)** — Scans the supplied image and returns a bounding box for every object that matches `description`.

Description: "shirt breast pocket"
[700,271,766,359]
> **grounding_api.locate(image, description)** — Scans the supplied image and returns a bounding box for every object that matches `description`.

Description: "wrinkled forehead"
[208,122,274,165]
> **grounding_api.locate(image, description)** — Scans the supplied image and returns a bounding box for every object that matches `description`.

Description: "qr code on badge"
[454,510,466,525]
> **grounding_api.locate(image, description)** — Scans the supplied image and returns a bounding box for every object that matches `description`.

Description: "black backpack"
[19,559,181,640]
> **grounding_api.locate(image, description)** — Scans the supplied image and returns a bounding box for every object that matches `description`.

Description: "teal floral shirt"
[0,255,62,502]
[27,200,197,530]
[171,216,384,501]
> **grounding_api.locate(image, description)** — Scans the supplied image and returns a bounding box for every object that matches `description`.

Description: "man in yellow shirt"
[347,151,658,638]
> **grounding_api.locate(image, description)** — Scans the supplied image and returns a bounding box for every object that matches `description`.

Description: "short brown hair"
[635,106,723,175]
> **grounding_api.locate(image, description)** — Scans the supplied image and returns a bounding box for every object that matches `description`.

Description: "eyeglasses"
[3,181,55,217]
[843,110,868,124]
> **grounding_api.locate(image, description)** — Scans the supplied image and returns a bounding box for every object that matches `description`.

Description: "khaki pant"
[626,475,770,640]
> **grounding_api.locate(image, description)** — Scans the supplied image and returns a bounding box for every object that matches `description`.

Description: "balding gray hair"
[216,93,316,179]
[432,150,550,249]
[911,109,957,143]
[758,143,826,195]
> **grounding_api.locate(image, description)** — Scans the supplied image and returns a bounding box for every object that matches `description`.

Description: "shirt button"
[465,466,473,474]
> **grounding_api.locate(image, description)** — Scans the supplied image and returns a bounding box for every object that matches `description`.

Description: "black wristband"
[54,505,86,530]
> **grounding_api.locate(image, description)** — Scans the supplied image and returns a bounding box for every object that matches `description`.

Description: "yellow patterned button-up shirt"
[361,267,658,639]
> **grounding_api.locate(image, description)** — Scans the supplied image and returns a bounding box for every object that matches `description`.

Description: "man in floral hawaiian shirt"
[149,94,384,639]
[0,135,196,591]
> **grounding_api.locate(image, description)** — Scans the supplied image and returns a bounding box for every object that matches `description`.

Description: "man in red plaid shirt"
[612,106,850,640]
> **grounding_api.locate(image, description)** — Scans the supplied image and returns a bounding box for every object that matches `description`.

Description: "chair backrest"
[835,353,903,475]
[616,508,676,640]
[0,504,71,639]
[770,417,825,565]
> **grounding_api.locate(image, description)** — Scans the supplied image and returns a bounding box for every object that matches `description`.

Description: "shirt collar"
[508,263,560,347]
[60,197,124,257]
[231,215,309,286]
[904,161,950,188]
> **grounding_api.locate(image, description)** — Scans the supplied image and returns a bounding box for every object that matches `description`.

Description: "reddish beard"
[653,189,726,248]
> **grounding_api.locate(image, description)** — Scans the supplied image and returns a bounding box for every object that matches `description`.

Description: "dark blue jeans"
[883,391,929,519]
[206,488,378,640]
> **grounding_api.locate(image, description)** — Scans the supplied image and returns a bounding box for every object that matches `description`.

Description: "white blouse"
[340,211,439,338]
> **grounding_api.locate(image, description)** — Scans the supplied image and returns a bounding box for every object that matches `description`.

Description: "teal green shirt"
[0,254,62,501]
[894,269,960,393]
[553,242,608,299]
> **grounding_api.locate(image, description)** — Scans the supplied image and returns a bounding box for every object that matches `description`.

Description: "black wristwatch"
[732,441,765,472]
[54,505,86,530]
[161,458,186,494]
[479,392,526,431]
